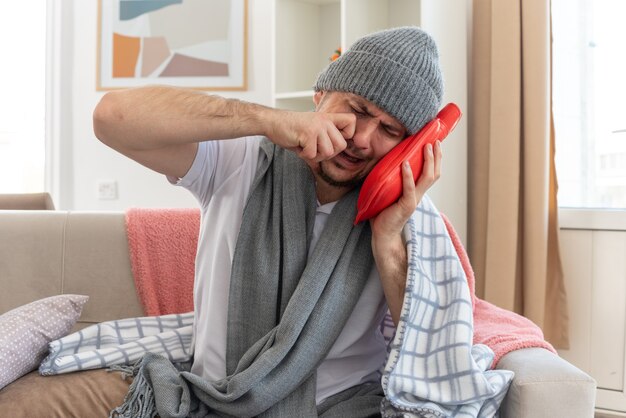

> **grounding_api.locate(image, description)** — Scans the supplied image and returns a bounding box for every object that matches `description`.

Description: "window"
[552,0,626,209]
[0,4,47,193]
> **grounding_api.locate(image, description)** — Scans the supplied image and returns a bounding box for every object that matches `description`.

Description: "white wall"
[50,0,273,210]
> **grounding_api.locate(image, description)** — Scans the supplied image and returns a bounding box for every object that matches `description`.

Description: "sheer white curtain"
[0,3,46,193]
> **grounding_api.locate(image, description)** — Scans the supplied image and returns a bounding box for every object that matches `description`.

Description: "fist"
[267,110,355,163]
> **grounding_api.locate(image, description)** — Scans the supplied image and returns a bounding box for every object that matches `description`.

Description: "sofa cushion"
[0,295,88,390]
[0,369,131,417]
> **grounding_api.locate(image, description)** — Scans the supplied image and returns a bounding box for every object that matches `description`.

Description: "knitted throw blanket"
[125,208,199,316]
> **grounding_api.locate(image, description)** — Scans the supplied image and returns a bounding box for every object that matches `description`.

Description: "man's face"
[313,91,407,189]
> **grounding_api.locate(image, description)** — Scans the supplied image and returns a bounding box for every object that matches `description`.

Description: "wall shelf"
[274,0,422,110]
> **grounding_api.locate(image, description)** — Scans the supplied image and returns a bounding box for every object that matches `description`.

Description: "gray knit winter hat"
[314,26,443,135]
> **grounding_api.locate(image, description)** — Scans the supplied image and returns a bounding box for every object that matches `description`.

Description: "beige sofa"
[0,192,55,210]
[0,210,597,417]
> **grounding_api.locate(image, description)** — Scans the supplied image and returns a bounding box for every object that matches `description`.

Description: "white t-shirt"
[171,136,388,404]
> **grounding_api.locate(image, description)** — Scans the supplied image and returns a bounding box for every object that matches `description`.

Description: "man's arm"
[370,142,442,325]
[93,85,355,178]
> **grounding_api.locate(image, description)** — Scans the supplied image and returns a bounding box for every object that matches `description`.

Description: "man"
[94,26,443,417]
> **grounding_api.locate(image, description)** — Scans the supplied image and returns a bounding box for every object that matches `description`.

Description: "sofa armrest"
[496,348,596,418]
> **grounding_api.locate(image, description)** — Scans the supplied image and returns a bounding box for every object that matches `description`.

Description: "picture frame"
[97,0,247,91]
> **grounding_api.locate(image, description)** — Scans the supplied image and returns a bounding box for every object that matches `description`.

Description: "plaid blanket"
[39,313,193,375]
[39,197,512,417]
[380,199,513,417]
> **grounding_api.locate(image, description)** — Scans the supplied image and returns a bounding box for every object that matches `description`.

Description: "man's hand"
[264,109,356,163]
[370,141,442,325]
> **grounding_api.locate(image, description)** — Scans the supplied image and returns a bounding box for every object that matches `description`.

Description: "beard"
[317,160,367,189]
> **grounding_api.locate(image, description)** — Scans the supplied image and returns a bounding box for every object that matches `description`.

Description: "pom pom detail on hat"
[314,26,444,135]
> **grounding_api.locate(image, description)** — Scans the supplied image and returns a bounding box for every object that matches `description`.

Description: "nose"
[352,118,377,150]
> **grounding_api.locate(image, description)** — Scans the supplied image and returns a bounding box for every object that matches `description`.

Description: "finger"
[327,125,348,157]
[397,160,418,215]
[315,132,335,161]
[402,160,416,199]
[330,113,356,139]
[299,137,318,160]
[434,140,442,180]
[415,143,435,194]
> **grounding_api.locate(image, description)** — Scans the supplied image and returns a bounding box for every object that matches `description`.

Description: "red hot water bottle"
[354,103,462,224]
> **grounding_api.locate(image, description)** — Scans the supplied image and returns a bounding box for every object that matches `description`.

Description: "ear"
[313,91,324,108]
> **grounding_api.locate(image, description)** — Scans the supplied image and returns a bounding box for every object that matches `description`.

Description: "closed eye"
[382,124,402,139]
[349,100,404,138]
[351,106,367,117]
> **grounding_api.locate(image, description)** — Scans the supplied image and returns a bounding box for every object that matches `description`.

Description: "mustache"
[342,142,367,160]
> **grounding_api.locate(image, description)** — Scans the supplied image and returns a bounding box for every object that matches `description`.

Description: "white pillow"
[0,294,88,390]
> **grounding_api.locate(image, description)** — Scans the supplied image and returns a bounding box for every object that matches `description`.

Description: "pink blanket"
[441,214,556,366]
[125,208,554,366]
[125,208,199,316]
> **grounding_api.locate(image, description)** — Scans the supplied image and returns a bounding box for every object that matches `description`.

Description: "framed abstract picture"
[97,0,247,91]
